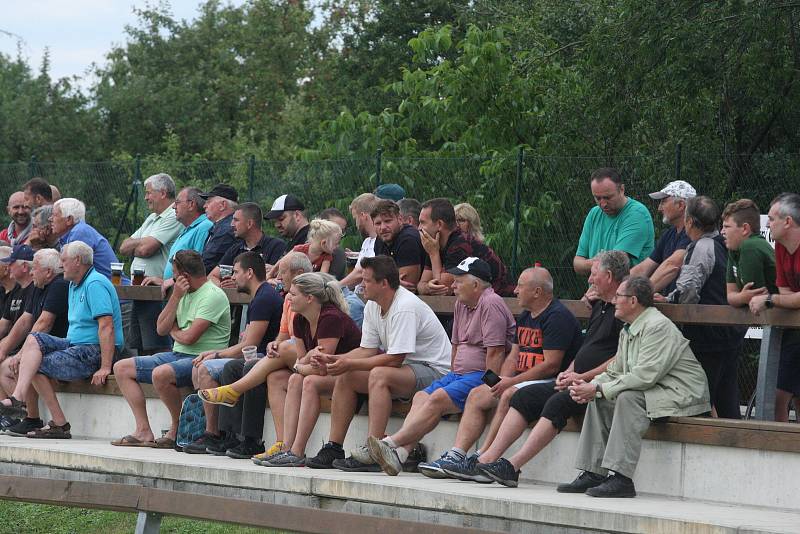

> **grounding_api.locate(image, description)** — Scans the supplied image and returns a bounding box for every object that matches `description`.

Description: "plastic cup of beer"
[132,269,145,286]
[219,264,233,279]
[111,262,124,285]
[242,345,258,362]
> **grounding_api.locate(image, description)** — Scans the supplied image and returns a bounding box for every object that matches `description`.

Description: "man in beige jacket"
[559,275,710,498]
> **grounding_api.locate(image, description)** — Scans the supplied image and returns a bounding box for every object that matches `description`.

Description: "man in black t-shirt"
[473,250,629,488]
[0,245,36,343]
[264,194,310,254]
[0,248,70,435]
[184,252,283,458]
[371,200,426,292]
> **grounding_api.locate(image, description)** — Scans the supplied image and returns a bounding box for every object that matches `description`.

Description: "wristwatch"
[594,383,604,399]
[765,294,775,309]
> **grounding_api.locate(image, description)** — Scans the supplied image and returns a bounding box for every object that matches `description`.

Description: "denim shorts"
[422,370,485,411]
[33,333,102,381]
[202,357,237,382]
[133,351,196,388]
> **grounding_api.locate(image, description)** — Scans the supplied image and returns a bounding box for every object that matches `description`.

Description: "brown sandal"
[27,421,71,439]
[152,436,176,449]
[0,396,27,419]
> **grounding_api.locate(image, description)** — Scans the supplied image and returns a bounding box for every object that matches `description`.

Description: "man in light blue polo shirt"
[142,187,213,291]
[0,241,123,439]
[51,198,120,279]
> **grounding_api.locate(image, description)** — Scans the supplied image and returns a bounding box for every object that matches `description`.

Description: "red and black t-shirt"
[514,299,582,374]
[776,242,800,292]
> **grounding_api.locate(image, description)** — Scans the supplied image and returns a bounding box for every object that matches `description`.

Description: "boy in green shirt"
[721,199,777,307]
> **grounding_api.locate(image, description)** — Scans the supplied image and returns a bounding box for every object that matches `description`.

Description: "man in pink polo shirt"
[367,257,516,476]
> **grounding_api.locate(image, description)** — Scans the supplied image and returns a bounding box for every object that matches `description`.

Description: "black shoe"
[183,432,222,454]
[226,439,265,459]
[476,458,519,487]
[556,471,606,493]
[0,415,20,432]
[332,456,382,472]
[402,442,427,473]
[585,473,636,498]
[306,441,344,469]
[6,417,43,437]
[206,434,241,456]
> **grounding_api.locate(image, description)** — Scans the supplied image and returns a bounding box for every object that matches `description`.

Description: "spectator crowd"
[0,169,797,498]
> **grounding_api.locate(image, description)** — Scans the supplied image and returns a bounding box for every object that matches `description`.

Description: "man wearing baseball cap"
[264,194,310,253]
[200,184,238,273]
[367,256,516,476]
[0,245,36,344]
[630,180,697,293]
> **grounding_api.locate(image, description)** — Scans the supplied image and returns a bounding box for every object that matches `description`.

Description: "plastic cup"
[111,262,124,286]
[242,345,258,361]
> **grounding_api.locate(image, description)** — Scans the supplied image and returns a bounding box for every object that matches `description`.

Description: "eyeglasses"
[615,292,636,298]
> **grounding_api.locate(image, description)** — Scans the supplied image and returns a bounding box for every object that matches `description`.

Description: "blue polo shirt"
[163,214,213,279]
[59,221,120,279]
[67,267,124,347]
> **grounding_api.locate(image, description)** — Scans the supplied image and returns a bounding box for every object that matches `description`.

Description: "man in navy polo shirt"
[200,184,238,273]
[0,241,123,439]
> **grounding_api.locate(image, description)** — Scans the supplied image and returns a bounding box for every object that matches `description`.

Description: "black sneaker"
[6,417,43,437]
[0,415,20,432]
[585,473,636,498]
[402,442,427,473]
[476,458,520,487]
[332,456,382,472]
[226,439,265,459]
[183,432,222,454]
[556,471,606,493]
[306,441,344,469]
[443,453,493,483]
[206,434,241,456]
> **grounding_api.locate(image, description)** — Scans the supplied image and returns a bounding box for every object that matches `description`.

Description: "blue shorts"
[202,357,236,382]
[134,351,195,388]
[423,371,484,411]
[32,333,102,381]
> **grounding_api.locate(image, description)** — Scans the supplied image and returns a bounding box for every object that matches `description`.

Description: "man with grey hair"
[368,257,516,476]
[0,248,70,435]
[630,180,696,293]
[119,173,183,354]
[422,266,582,482]
[750,192,800,422]
[28,206,59,250]
[398,198,421,228]
[200,184,238,274]
[51,198,119,279]
[0,245,36,343]
[0,192,32,246]
[0,241,124,439]
[557,276,709,498]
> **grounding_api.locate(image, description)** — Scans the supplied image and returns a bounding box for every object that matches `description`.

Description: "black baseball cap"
[199,184,238,202]
[264,194,305,219]
[446,257,493,282]
[0,244,34,264]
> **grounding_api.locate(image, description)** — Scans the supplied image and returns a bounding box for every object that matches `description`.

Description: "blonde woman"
[454,203,485,242]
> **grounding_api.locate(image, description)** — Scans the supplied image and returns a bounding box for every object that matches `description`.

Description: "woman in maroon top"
[201,272,360,464]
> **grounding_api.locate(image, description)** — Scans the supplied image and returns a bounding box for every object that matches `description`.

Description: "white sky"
[0,1,245,88]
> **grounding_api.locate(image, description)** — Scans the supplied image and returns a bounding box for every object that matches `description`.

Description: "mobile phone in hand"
[482,369,501,387]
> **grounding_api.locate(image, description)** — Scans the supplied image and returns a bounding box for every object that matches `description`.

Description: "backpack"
[176,393,206,450]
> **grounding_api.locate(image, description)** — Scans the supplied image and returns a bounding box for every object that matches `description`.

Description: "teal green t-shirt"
[174,281,231,355]
[576,197,655,266]
[726,234,777,293]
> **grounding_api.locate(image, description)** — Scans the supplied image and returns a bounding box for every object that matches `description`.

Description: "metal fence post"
[755,326,782,421]
[28,155,38,178]
[674,143,682,180]
[133,154,142,228]
[375,148,383,188]
[511,147,523,277]
[248,155,255,201]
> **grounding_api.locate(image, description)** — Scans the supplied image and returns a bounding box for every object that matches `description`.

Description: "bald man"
[0,193,32,246]
[418,267,583,481]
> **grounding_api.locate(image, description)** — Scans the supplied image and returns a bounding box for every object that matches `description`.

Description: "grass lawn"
[0,500,293,533]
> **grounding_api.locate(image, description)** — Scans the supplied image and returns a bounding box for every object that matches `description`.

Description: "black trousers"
[693,346,741,419]
[509,383,587,431]
[218,358,267,439]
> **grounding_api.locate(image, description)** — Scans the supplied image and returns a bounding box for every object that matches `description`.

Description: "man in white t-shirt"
[312,254,452,471]
[338,193,378,292]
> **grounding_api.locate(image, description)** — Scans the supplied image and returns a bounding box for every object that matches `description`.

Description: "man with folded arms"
[367,257,515,476]
[556,276,709,498]
[312,255,451,471]
[0,241,123,439]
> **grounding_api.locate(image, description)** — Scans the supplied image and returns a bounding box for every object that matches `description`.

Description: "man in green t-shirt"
[112,250,231,448]
[721,199,777,307]
[574,168,655,276]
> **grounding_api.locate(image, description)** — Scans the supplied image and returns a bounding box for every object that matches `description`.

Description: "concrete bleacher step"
[0,436,797,534]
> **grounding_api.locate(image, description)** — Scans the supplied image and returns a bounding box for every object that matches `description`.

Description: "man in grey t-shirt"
[310,255,451,471]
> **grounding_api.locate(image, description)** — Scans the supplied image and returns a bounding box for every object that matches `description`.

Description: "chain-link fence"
[0,147,797,404]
